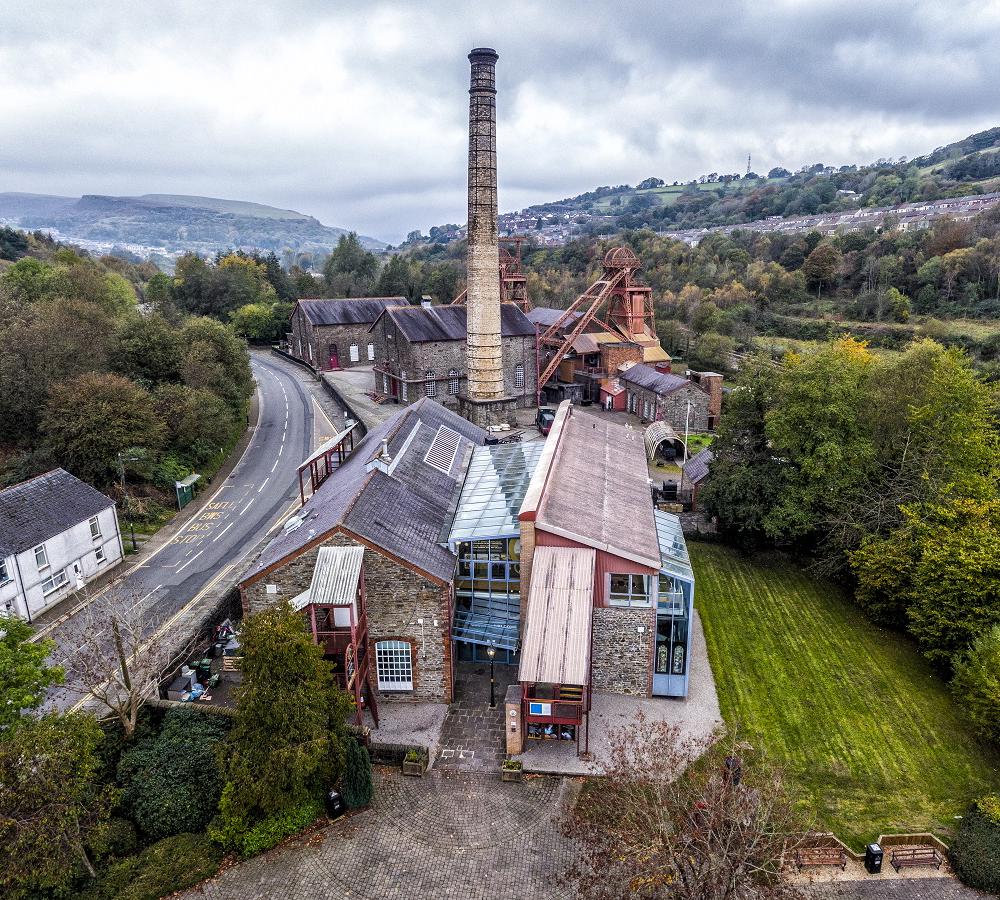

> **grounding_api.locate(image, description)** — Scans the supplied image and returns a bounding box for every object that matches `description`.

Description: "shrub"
[117,706,230,839]
[211,800,322,858]
[341,738,373,809]
[79,833,223,900]
[951,799,1000,894]
[951,624,1000,743]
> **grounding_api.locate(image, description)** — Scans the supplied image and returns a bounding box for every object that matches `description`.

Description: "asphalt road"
[41,351,339,709]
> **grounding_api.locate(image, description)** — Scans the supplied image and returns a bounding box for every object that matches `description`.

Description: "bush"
[951,624,1000,742]
[117,706,230,839]
[80,833,223,900]
[341,738,373,809]
[951,799,1000,894]
[211,800,322,858]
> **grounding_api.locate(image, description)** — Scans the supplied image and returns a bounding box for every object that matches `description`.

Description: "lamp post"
[486,642,497,708]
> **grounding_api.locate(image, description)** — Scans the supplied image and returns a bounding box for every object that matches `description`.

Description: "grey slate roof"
[245,398,486,585]
[683,448,714,484]
[620,363,691,396]
[297,297,405,326]
[0,469,115,558]
[375,303,536,343]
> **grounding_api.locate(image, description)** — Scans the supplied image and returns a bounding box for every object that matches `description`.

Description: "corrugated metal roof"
[683,448,714,484]
[298,297,404,326]
[517,546,595,686]
[379,303,536,343]
[0,468,115,558]
[621,364,690,396]
[644,420,683,461]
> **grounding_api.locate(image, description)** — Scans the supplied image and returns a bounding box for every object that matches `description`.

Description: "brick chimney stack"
[465,47,503,402]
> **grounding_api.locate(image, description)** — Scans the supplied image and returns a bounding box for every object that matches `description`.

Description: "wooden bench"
[890,847,942,872]
[795,846,847,871]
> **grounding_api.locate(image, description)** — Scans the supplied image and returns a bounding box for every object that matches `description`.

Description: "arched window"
[425,370,437,397]
[514,364,524,390]
[401,371,408,402]
[448,369,460,395]
[375,640,413,691]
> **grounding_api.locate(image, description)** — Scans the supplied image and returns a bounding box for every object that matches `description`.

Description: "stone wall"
[591,605,654,696]
[241,529,453,703]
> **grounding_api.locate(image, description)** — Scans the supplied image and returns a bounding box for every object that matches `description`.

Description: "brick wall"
[241,529,453,703]
[591,605,654,696]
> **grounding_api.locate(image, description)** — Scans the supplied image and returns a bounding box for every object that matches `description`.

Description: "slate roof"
[620,363,692,396]
[296,297,405,326]
[0,469,115,558]
[683,448,714,484]
[244,398,486,585]
[373,303,536,342]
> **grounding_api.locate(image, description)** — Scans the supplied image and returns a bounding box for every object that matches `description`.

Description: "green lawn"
[690,543,1000,848]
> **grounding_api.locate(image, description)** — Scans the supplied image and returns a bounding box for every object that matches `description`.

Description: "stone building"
[369,303,537,412]
[240,398,487,707]
[288,297,404,370]
[620,363,723,432]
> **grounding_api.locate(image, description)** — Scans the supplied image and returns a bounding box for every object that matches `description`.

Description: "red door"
[328,345,339,370]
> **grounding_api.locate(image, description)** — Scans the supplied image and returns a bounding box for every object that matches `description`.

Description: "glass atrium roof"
[653,510,694,583]
[448,441,545,544]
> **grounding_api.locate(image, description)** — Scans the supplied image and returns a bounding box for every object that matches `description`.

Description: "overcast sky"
[2,1,999,243]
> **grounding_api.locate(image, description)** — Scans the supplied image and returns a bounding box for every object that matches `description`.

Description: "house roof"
[244,398,486,586]
[517,546,595,686]
[523,403,660,569]
[373,303,535,343]
[0,469,114,559]
[296,297,404,326]
[683,448,714,484]
[620,363,692,396]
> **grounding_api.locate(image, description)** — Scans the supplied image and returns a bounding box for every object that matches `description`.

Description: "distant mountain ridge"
[0,192,385,257]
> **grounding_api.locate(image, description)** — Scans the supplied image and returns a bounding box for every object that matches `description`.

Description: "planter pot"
[402,759,426,777]
[501,767,523,782]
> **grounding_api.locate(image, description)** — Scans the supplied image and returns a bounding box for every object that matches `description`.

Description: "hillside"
[0,192,384,259]
[407,126,1000,248]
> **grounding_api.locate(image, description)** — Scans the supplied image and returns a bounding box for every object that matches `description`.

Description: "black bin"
[865,843,883,874]
[325,789,346,820]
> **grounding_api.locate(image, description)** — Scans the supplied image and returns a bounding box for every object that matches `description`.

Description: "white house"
[0,469,124,622]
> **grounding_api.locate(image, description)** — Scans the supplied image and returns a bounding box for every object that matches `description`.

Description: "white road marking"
[212,522,234,543]
[258,477,269,493]
[240,499,254,514]
[175,550,204,574]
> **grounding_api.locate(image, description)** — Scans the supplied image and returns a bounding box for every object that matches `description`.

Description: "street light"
[486,642,497,708]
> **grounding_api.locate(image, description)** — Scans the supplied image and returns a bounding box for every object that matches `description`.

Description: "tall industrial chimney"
[465,47,504,404]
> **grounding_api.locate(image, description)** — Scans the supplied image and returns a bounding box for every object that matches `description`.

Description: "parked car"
[535,407,556,435]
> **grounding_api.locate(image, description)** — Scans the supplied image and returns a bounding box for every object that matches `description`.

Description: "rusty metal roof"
[517,546,595,686]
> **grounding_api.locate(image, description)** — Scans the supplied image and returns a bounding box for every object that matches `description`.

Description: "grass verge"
[690,542,1000,848]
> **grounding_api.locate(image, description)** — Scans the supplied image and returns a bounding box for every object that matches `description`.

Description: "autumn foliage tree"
[564,715,804,900]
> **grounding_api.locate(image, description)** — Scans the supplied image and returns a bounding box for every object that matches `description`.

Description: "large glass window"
[375,640,413,691]
[609,573,651,607]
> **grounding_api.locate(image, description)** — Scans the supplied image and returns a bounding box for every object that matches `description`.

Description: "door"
[328,344,339,369]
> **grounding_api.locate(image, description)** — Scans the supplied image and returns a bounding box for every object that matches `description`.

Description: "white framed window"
[367,342,375,361]
[375,640,413,691]
[349,343,360,363]
[425,370,437,398]
[0,559,9,584]
[401,371,408,402]
[95,546,106,564]
[89,516,101,540]
[448,369,460,395]
[609,573,652,608]
[514,364,524,390]
[34,545,49,570]
[41,568,69,596]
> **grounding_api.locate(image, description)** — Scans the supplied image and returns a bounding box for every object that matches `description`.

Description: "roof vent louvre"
[424,425,462,475]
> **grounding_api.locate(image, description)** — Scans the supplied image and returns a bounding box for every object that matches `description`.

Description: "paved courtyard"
[180,768,575,900]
